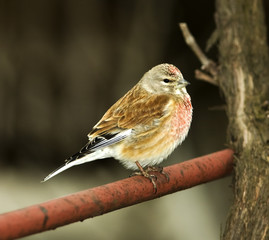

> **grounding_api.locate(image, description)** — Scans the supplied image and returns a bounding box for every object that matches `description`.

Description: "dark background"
[0,1,268,239]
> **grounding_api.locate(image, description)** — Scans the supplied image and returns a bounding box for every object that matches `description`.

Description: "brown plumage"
[90,86,170,138]
[43,63,192,191]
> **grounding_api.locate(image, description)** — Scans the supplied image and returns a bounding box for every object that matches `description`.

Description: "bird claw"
[131,162,170,193]
[131,170,158,193]
[145,166,170,182]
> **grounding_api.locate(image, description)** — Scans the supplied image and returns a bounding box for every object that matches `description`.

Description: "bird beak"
[179,78,190,88]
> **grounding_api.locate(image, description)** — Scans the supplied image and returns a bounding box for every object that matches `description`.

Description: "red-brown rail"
[0,149,234,240]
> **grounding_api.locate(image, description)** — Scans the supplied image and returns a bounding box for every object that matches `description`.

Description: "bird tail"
[42,150,106,182]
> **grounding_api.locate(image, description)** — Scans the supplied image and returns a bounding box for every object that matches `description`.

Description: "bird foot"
[145,166,170,182]
[130,162,169,193]
[130,170,158,192]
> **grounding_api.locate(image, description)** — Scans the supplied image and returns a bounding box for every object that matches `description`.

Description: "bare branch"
[179,22,218,85]
[195,69,218,86]
[180,23,210,66]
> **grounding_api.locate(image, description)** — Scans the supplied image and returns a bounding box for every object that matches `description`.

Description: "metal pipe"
[0,149,234,240]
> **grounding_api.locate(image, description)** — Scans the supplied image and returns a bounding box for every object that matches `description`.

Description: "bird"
[42,63,192,191]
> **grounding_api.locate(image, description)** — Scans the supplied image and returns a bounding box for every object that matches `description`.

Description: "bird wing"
[42,86,173,182]
[66,85,172,163]
[88,85,171,145]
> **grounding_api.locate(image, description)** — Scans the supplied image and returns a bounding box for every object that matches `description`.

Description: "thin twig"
[179,22,218,85]
[195,69,218,86]
[180,23,210,66]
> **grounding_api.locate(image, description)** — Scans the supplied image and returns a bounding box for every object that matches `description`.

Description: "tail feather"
[42,150,107,182]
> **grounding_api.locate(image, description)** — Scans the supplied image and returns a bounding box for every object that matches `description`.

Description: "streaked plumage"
[43,63,192,185]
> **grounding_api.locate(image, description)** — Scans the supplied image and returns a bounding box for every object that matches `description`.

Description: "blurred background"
[1,0,267,239]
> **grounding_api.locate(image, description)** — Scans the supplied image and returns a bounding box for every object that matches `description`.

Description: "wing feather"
[88,84,171,140]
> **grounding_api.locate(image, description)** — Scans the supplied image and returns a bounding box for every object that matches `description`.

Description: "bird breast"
[114,94,192,169]
[170,94,192,144]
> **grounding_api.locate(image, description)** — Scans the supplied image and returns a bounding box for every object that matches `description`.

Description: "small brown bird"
[43,64,192,190]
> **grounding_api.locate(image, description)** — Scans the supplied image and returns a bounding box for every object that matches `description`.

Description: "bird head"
[140,63,190,96]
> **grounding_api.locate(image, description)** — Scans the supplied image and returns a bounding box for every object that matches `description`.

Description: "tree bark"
[215,0,269,239]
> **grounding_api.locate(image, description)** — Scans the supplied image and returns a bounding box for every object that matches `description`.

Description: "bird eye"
[163,79,171,83]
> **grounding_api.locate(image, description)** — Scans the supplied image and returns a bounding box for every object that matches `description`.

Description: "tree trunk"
[215,0,269,239]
